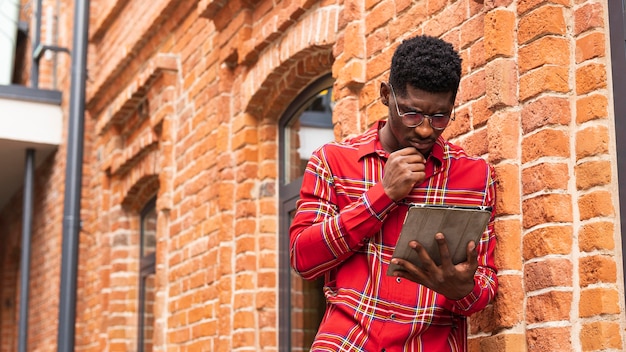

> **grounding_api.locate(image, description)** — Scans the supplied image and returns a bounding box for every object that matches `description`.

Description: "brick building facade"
[1,0,625,351]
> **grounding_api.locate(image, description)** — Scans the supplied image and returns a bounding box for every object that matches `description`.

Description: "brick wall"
[1,0,624,351]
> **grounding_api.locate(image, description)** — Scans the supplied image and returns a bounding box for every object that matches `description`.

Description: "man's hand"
[390,233,478,300]
[383,147,426,201]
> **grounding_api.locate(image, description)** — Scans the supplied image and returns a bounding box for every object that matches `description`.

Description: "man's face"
[380,82,455,156]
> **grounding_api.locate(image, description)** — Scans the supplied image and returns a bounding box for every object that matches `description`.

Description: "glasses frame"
[389,83,455,131]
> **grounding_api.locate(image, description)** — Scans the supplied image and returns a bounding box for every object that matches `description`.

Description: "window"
[279,74,335,351]
[608,0,626,305]
[138,198,156,352]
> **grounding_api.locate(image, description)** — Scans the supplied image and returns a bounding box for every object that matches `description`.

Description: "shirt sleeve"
[450,164,499,316]
[289,147,397,280]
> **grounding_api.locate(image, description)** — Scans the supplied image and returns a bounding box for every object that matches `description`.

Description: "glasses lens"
[430,115,450,129]
[402,113,450,129]
[402,112,422,127]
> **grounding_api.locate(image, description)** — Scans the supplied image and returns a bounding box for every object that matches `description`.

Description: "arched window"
[138,197,156,352]
[279,74,334,351]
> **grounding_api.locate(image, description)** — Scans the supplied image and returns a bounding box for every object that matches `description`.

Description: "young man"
[289,35,498,351]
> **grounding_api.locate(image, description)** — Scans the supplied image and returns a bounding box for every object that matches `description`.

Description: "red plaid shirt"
[290,121,498,352]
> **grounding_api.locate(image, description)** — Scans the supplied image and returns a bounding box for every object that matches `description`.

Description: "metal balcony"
[0,84,62,209]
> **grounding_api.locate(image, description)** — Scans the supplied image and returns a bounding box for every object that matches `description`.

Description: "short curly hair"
[389,35,462,100]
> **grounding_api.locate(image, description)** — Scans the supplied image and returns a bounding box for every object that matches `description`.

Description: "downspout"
[31,0,43,88]
[17,0,44,348]
[57,0,89,351]
[18,149,35,352]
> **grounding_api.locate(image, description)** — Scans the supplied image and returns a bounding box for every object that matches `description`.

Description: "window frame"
[278,74,334,351]
[137,197,157,352]
[608,0,626,306]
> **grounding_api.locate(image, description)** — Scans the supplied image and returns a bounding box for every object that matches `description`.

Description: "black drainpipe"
[17,149,35,352]
[57,0,89,351]
[18,0,44,347]
[30,0,43,88]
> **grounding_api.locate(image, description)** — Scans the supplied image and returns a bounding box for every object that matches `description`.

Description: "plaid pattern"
[290,121,498,352]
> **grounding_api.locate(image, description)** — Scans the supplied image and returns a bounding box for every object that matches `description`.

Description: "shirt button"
[381,349,386,352]
[396,277,401,283]
[390,313,396,320]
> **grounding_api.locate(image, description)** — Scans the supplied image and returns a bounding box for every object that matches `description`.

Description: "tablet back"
[387,205,492,275]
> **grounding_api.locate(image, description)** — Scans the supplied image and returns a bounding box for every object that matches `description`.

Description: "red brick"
[574,2,605,36]
[484,0,514,9]
[484,10,515,60]
[460,128,488,157]
[494,219,523,270]
[522,194,573,228]
[517,0,569,15]
[527,327,572,352]
[389,3,427,41]
[232,329,255,348]
[485,59,517,108]
[343,22,366,60]
[523,225,573,259]
[524,258,572,292]
[576,63,607,95]
[519,66,569,102]
[338,60,366,88]
[365,0,394,33]
[459,69,486,105]
[493,275,525,329]
[580,321,622,350]
[494,163,521,216]
[423,1,466,38]
[522,162,569,195]
[518,5,566,44]
[469,304,496,334]
[576,125,609,160]
[521,129,569,163]
[574,160,611,190]
[470,97,491,128]
[579,255,617,286]
[460,13,484,50]
[579,221,615,252]
[579,190,614,220]
[576,94,608,124]
[366,28,389,58]
[519,36,569,74]
[488,110,520,163]
[579,287,620,317]
[526,291,572,323]
[576,32,605,63]
[364,46,393,82]
[477,333,527,352]
[467,39,487,72]
[443,105,472,140]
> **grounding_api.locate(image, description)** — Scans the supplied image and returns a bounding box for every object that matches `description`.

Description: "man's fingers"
[466,240,478,266]
[435,233,452,266]
[392,147,426,164]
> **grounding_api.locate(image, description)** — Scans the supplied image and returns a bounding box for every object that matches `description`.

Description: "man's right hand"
[382,147,426,201]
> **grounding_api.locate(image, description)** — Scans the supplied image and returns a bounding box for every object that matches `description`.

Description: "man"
[289,35,498,351]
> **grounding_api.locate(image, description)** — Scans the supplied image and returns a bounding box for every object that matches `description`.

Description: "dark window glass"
[283,85,335,184]
[279,74,334,351]
[138,198,156,352]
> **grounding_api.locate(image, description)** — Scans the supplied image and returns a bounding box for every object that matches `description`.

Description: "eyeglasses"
[389,83,455,130]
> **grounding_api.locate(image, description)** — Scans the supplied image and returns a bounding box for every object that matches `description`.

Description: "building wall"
[0,0,624,351]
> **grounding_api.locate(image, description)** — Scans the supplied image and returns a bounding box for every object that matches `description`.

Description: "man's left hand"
[390,233,478,300]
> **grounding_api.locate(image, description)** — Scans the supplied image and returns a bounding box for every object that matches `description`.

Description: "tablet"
[387,204,492,275]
